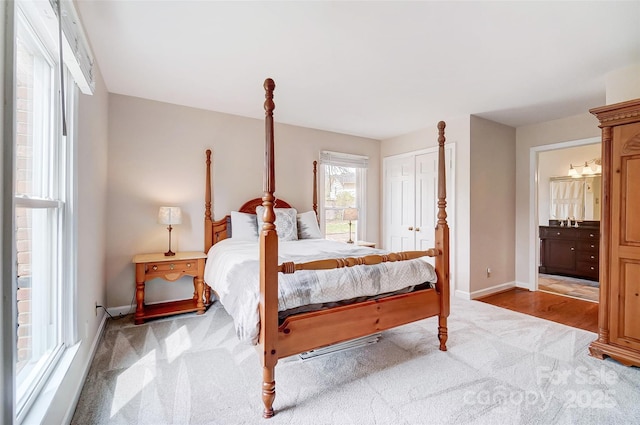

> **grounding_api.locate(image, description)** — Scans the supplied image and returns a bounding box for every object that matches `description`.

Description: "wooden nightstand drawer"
[146,260,197,275]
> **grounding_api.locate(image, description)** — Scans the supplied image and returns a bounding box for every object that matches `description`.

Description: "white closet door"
[384,155,415,251]
[415,151,438,251]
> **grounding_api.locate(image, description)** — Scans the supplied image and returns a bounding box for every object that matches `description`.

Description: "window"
[14,4,77,421]
[319,151,368,243]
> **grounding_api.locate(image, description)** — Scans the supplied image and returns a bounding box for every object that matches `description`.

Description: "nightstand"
[356,241,376,248]
[132,251,210,324]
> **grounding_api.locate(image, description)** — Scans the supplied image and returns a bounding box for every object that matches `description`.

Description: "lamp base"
[165,225,176,256]
[347,220,354,244]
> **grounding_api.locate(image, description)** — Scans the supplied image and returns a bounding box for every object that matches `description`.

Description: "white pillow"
[255,206,298,241]
[230,211,258,241]
[297,210,322,239]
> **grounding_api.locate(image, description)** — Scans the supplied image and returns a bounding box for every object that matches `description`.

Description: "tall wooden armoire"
[589,98,640,367]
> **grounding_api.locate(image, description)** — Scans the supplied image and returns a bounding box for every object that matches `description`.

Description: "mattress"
[204,238,437,345]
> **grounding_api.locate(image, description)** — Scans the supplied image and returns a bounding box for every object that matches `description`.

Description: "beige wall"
[381,115,471,298]
[469,116,516,295]
[107,94,380,308]
[515,112,600,288]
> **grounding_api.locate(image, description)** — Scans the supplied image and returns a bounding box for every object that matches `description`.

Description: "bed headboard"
[203,149,312,253]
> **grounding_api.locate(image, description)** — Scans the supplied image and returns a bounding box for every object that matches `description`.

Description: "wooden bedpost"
[313,160,318,222]
[260,78,279,418]
[204,149,213,253]
[435,121,450,351]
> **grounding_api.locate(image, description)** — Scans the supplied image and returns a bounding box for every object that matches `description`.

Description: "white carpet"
[71,297,640,424]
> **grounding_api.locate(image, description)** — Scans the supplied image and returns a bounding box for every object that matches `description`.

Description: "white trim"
[14,197,62,208]
[19,343,79,425]
[454,289,472,300]
[528,136,600,292]
[456,281,516,300]
[61,313,108,425]
[18,0,95,95]
[2,3,17,423]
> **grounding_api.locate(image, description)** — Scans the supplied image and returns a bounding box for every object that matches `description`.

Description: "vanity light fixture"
[567,158,601,177]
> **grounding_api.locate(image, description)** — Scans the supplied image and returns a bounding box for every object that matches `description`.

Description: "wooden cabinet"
[539,226,599,281]
[589,98,640,367]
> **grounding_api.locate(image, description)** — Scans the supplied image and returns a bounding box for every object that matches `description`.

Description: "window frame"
[318,151,368,243]
[13,3,78,422]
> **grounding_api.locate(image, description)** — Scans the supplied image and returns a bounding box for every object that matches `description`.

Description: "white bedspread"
[204,238,437,345]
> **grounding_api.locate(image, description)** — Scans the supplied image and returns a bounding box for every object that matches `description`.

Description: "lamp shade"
[567,164,579,177]
[158,206,182,225]
[343,207,359,221]
[582,161,595,175]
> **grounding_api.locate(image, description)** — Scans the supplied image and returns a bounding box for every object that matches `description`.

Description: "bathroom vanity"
[539,221,600,281]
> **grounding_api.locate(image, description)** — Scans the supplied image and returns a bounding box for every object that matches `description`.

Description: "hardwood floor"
[477,288,599,333]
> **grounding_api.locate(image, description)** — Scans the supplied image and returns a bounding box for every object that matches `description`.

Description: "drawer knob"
[187,263,191,268]
[570,247,575,251]
[591,255,595,259]
[152,265,158,271]
[590,244,595,248]
[590,266,595,270]
[408,226,414,231]
[590,234,595,237]
[415,227,420,232]
[170,264,175,270]
[556,232,561,235]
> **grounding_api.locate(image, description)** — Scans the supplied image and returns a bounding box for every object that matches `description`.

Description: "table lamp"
[158,206,182,256]
[343,207,358,244]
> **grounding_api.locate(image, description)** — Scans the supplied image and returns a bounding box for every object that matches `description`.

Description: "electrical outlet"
[486,267,491,278]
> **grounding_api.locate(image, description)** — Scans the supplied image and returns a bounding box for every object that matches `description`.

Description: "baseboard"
[454,289,472,300]
[106,297,188,318]
[62,313,108,424]
[106,304,135,318]
[456,281,517,300]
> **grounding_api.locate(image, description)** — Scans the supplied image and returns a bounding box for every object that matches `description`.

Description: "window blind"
[48,0,95,95]
[320,151,369,169]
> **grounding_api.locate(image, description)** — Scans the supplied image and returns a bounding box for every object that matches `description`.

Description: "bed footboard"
[277,288,440,358]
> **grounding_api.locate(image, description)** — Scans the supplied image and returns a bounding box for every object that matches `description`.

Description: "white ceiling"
[75,1,640,140]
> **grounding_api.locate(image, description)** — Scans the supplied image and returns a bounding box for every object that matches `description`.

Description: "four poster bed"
[203,78,450,418]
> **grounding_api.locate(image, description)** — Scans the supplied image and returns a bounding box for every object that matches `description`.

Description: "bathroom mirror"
[549,175,601,221]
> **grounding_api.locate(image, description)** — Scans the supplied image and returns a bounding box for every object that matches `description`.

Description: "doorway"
[532,139,601,303]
